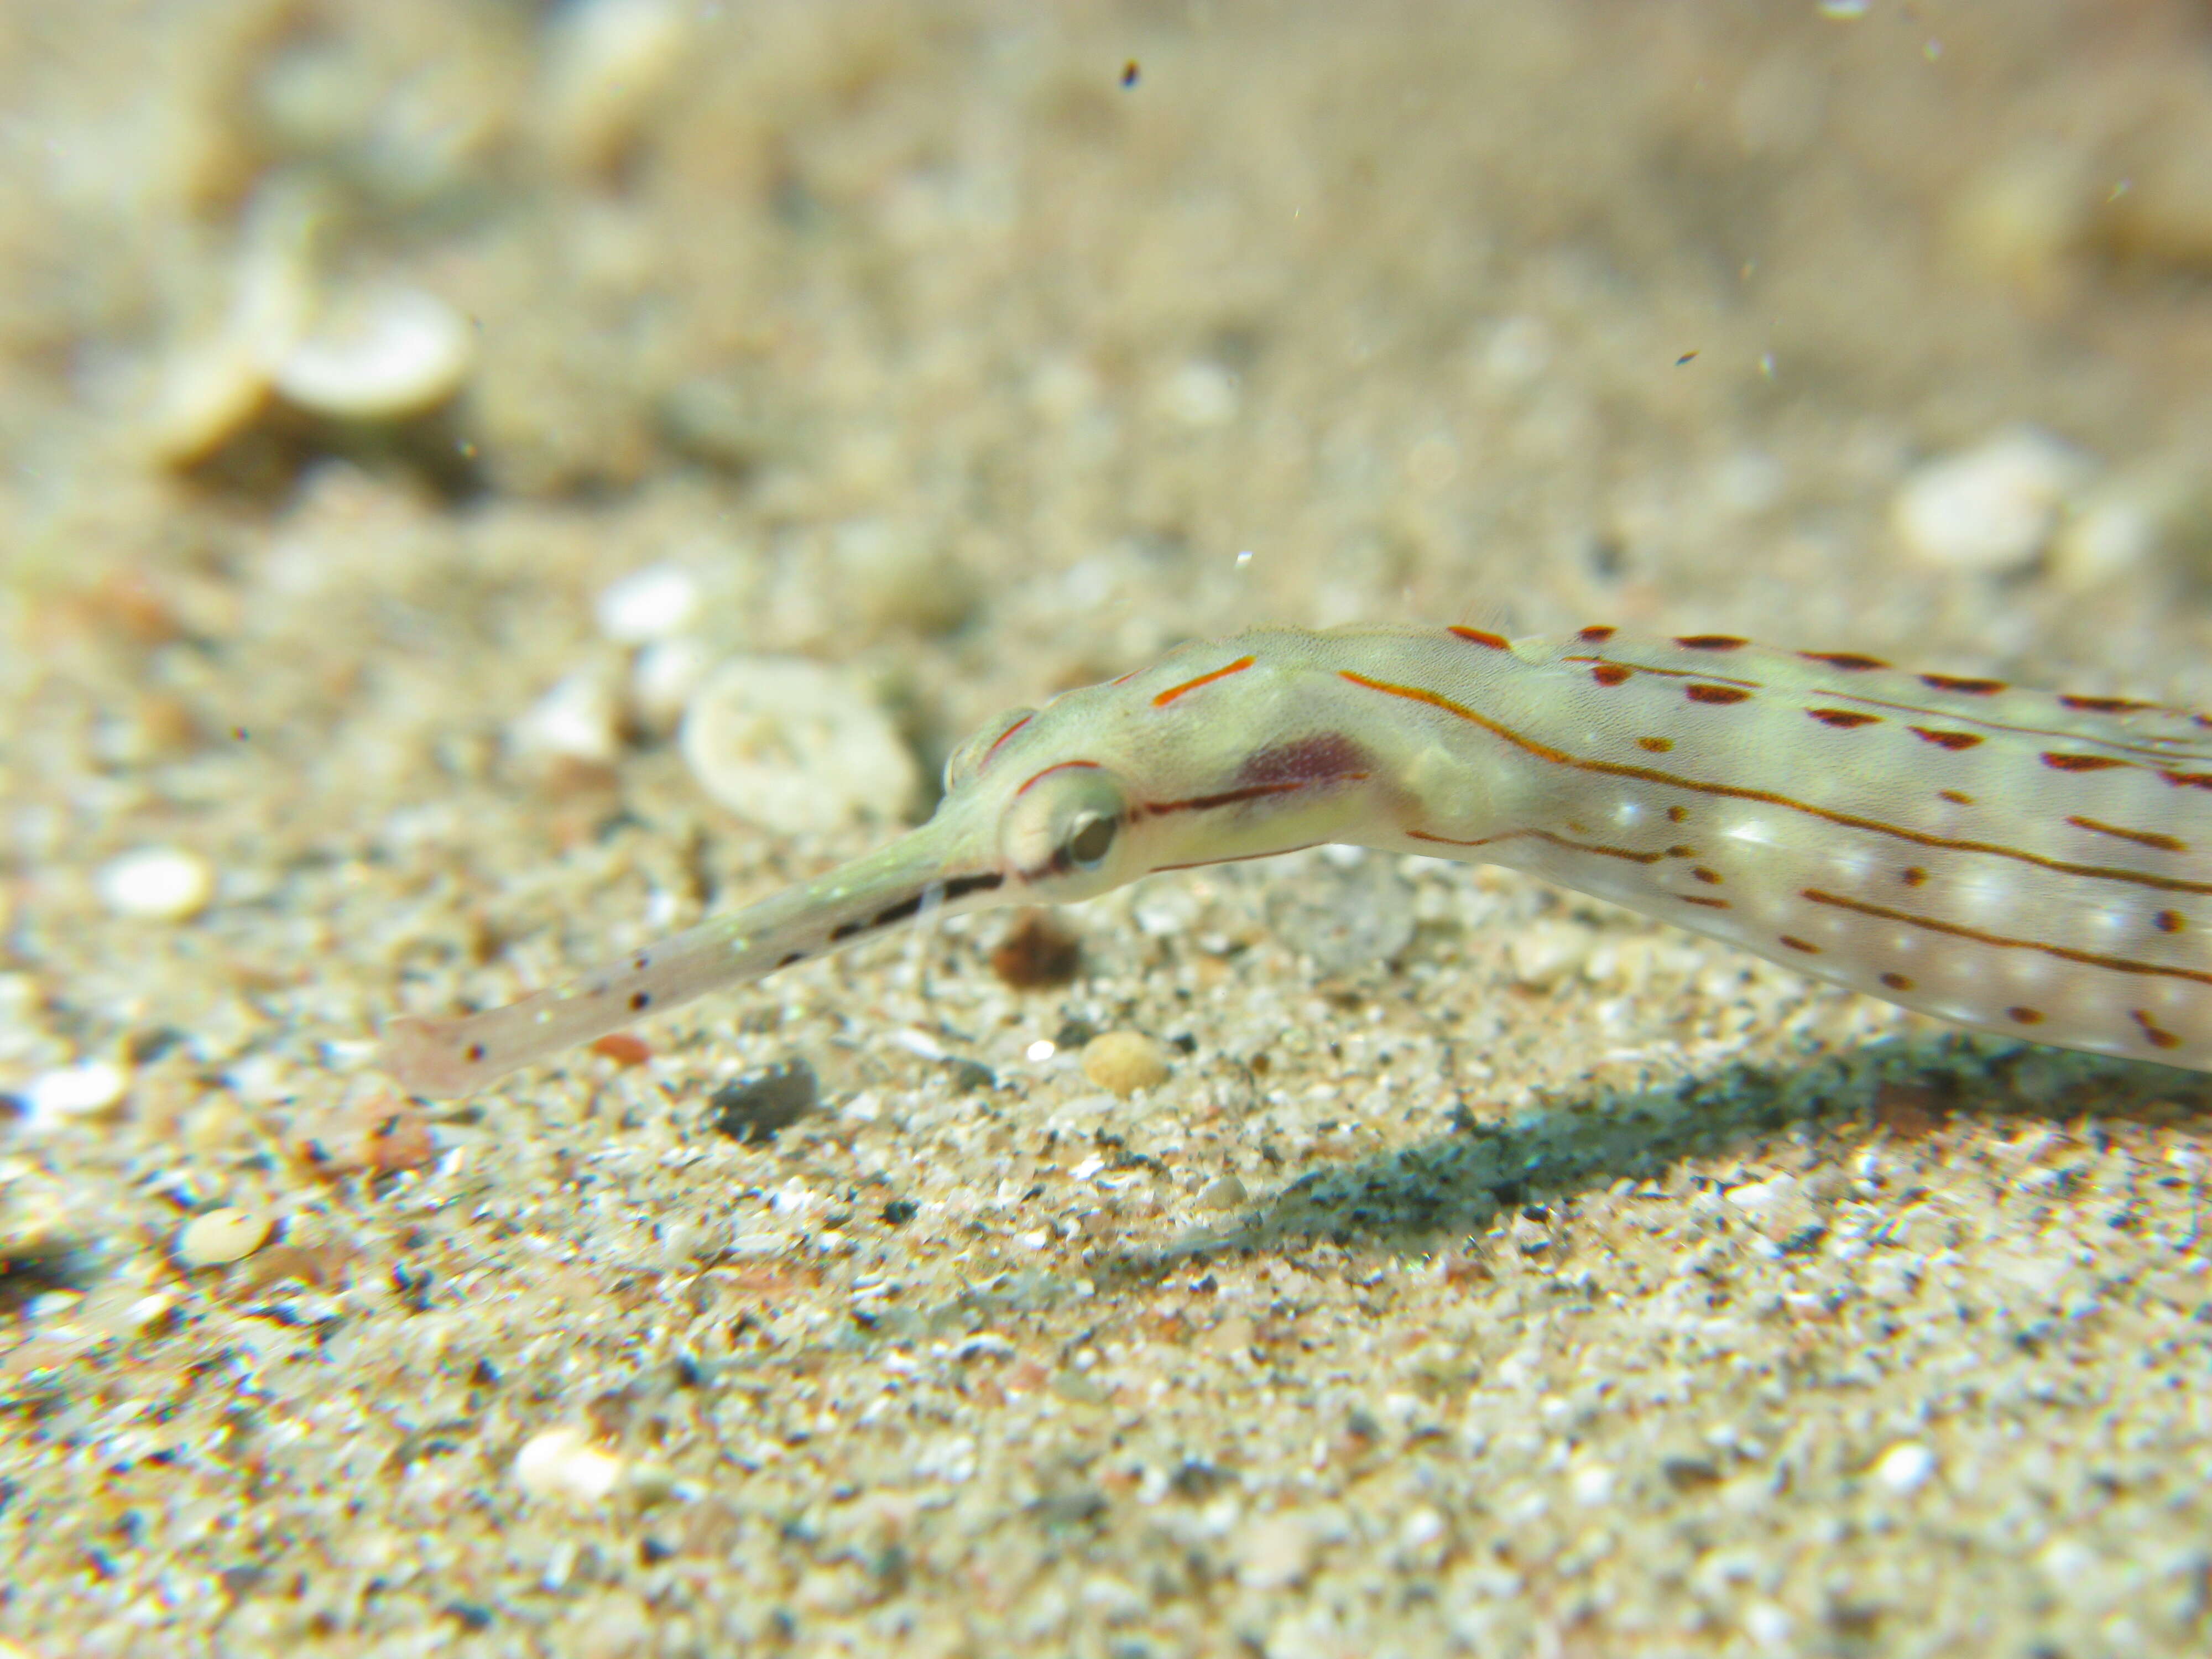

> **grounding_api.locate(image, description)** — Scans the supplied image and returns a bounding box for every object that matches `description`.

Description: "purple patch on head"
[1237,733,1373,789]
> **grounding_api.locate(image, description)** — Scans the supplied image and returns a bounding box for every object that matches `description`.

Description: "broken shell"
[272,288,474,421]
[680,657,918,835]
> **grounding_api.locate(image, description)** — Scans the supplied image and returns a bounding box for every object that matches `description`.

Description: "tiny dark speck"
[881,1198,919,1226]
[1121,59,1140,87]
[941,1057,998,1093]
[706,1061,819,1144]
[1675,351,1698,366]
[629,992,651,1011]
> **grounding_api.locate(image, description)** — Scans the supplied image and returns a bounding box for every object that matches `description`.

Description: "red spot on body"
[2157,910,2185,933]
[1938,790,1974,805]
[1639,736,1673,753]
[1449,626,1511,651]
[1691,867,1722,884]
[1910,727,1983,751]
[2006,1006,2044,1026]
[1666,805,1687,823]
[1809,708,1881,728]
[1577,625,1617,643]
[1591,662,1633,686]
[1676,634,1747,651]
[1235,732,1373,790]
[2160,771,2212,791]
[1880,971,1914,992]
[1152,654,1256,707]
[2042,752,2133,773]
[1686,684,1751,705]
[2133,1009,2181,1051]
[1142,733,1374,819]
[1680,894,1729,908]
[1802,651,1888,671]
[1779,935,1819,954]
[1921,674,2006,695]
[1902,867,1927,886]
[2060,694,2154,714]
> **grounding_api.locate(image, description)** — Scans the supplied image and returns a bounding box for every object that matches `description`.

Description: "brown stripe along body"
[1345,625,2212,1069]
[380,620,2212,1095]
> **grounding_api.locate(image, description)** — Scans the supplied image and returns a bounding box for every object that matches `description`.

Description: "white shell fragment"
[596,562,701,644]
[511,670,623,768]
[176,1207,272,1269]
[26,1062,129,1125]
[97,847,215,921]
[515,1425,626,1505]
[1872,1441,1938,1494]
[680,657,919,834]
[1891,427,2094,573]
[272,287,475,421]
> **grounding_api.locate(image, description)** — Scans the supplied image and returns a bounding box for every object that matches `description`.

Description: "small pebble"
[272,287,474,421]
[595,563,700,645]
[589,1032,654,1068]
[1195,1173,1248,1212]
[177,1207,272,1269]
[515,1425,625,1505]
[706,1062,818,1144]
[512,669,623,768]
[990,911,1083,989]
[1891,427,2093,573]
[680,656,917,833]
[27,1061,129,1124]
[1081,1031,1171,1098]
[97,847,215,922]
[1872,1441,1937,1494]
[1506,919,1596,989]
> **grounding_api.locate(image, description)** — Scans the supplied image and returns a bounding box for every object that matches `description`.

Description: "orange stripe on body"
[1152,655,1256,707]
[1015,759,1102,796]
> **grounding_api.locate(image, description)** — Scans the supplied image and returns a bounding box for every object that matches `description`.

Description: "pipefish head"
[942,634,1388,899]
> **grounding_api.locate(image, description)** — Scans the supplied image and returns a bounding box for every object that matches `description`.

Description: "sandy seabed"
[6,3,2212,1655]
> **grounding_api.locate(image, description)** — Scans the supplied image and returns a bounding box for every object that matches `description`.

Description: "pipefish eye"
[1063,811,1118,870]
[1002,763,1131,888]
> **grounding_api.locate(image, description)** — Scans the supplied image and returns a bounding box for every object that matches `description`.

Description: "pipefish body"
[379,621,2212,1097]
